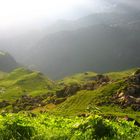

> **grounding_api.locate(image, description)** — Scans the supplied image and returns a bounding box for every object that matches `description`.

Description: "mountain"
[0,50,18,72]
[26,19,140,79]
[17,7,139,79]
[0,4,140,64]
[0,4,140,79]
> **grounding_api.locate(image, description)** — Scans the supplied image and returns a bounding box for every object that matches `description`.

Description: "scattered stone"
[113,73,140,111]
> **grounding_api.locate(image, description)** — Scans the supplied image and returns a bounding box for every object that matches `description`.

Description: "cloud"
[108,0,140,9]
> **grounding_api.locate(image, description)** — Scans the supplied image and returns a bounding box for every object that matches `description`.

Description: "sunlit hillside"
[0,0,140,139]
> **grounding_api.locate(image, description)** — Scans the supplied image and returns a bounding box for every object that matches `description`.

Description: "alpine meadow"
[0,0,140,140]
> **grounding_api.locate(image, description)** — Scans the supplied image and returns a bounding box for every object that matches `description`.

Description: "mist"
[0,0,140,79]
[1,1,140,137]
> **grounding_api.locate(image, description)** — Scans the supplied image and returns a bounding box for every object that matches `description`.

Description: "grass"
[0,67,140,123]
[58,71,97,86]
[54,78,140,123]
[0,113,140,140]
[1,67,140,139]
[0,71,7,80]
[0,68,57,101]
[105,68,138,80]
[55,81,123,115]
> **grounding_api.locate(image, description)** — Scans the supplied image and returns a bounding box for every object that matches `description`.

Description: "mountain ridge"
[0,50,18,72]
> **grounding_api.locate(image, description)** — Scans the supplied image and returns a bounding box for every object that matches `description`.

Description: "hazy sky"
[0,0,139,30]
[0,0,112,30]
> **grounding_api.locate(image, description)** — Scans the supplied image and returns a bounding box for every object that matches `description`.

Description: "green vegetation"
[0,67,140,139]
[0,68,57,101]
[106,68,137,80]
[0,113,140,140]
[55,81,124,115]
[58,72,97,86]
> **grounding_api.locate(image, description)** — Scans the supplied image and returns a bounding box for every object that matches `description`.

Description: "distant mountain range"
[0,4,140,79]
[26,10,140,79]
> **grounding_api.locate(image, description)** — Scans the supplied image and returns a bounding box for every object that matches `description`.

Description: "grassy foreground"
[0,113,140,140]
[0,68,140,139]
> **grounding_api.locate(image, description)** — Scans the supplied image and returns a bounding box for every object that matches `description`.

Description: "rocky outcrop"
[12,94,48,112]
[56,84,81,98]
[113,70,140,111]
[82,75,110,90]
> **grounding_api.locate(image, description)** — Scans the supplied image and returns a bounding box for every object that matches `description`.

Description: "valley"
[0,1,140,139]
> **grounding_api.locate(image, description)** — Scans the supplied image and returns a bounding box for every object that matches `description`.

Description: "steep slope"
[55,81,122,115]
[53,68,140,123]
[1,67,140,123]
[0,51,18,72]
[0,9,140,79]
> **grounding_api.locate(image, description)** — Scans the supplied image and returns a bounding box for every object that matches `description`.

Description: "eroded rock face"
[12,94,48,112]
[56,84,81,98]
[114,71,140,111]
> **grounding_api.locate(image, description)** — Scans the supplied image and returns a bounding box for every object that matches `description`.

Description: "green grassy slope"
[0,68,57,101]
[54,68,140,123]
[55,81,140,124]
[58,72,97,86]
[55,81,123,115]
[1,67,140,123]
[58,68,137,86]
[1,67,140,140]
[105,68,137,80]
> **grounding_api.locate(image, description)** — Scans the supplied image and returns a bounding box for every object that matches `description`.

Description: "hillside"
[0,67,140,123]
[1,67,140,139]
[1,1,140,139]
[0,51,18,72]
[55,68,140,124]
[0,68,59,112]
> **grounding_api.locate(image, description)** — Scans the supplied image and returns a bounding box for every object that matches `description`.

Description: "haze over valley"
[0,0,140,79]
[1,1,140,139]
